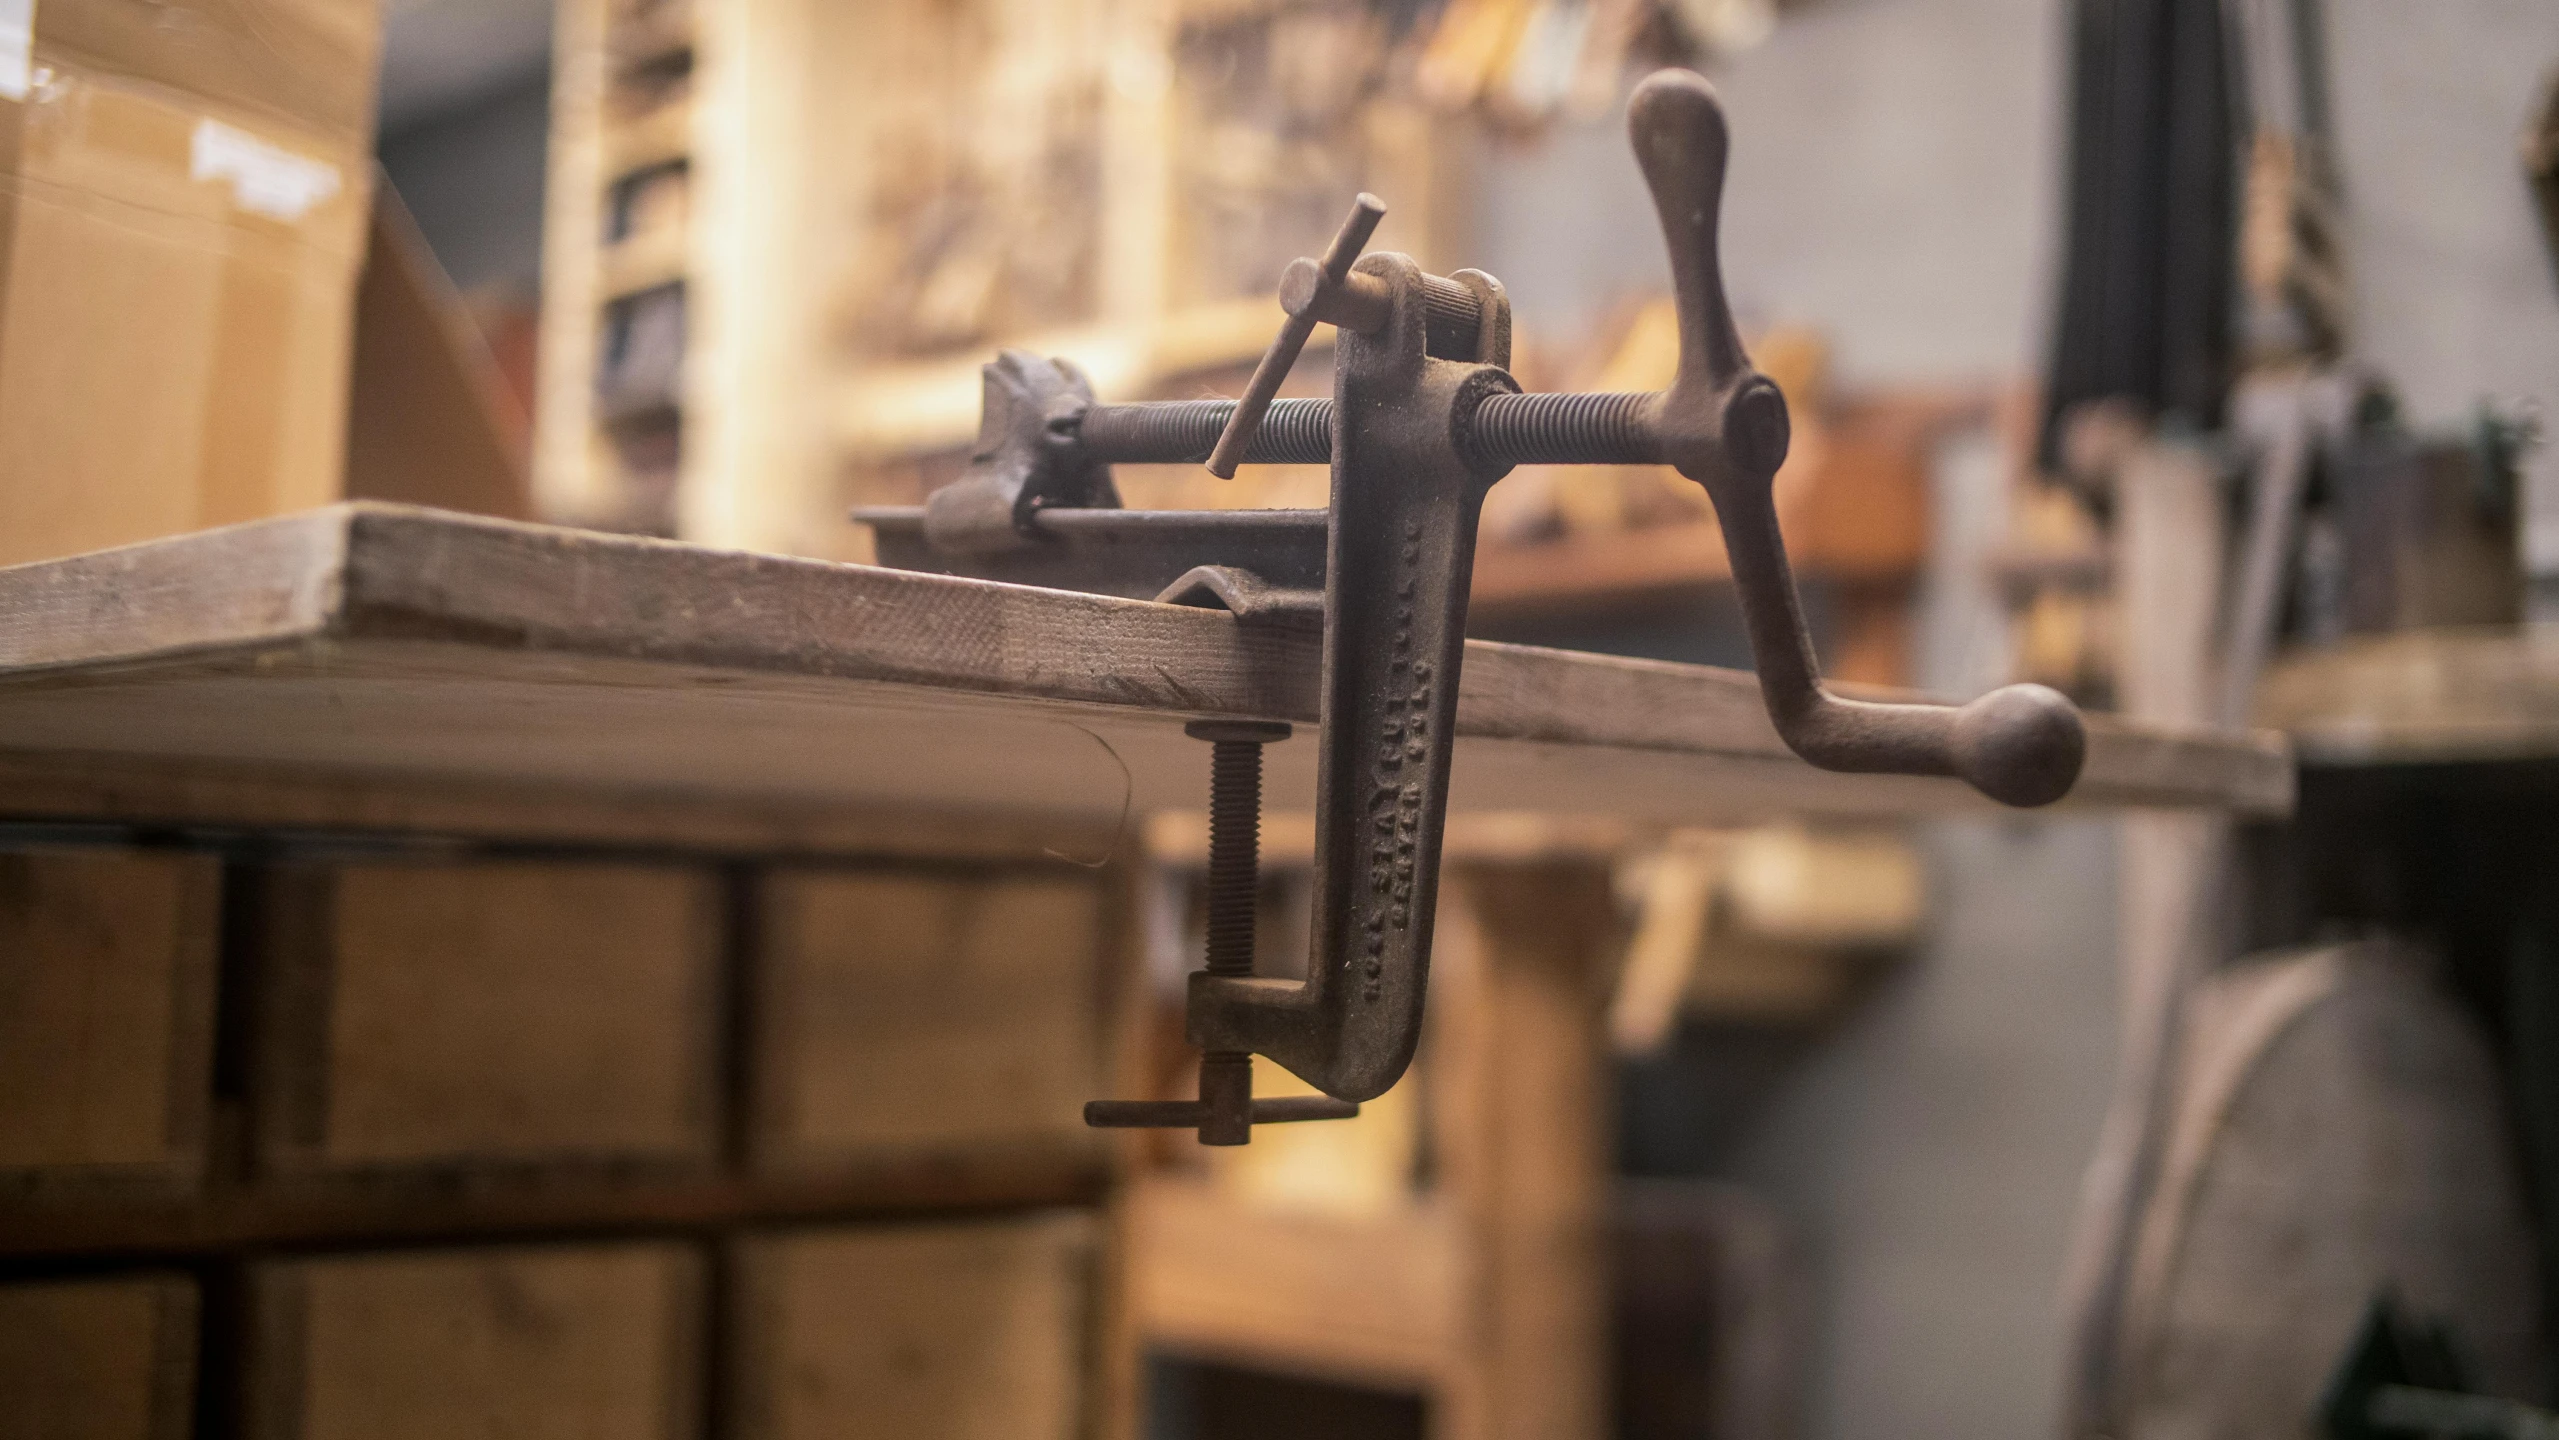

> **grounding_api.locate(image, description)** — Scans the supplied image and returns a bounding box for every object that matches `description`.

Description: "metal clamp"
[872,69,2090,1139]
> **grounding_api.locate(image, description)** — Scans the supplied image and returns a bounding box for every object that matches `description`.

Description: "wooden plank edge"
[0,509,352,673]
[337,504,2294,810]
[0,505,2293,817]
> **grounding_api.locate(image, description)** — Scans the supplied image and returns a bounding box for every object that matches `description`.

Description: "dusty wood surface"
[252,858,723,1175]
[729,1215,1096,1440]
[246,1243,703,1440]
[0,1274,196,1440]
[752,869,1106,1165]
[2253,624,2559,764]
[0,506,2291,828]
[0,850,218,1192]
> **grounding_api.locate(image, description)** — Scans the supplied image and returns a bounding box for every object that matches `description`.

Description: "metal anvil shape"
[858,70,2086,1142]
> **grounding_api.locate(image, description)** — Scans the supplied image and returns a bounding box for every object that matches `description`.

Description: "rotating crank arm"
[1473,72,2087,805]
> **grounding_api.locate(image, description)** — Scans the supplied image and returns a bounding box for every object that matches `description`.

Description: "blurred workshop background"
[4,2,2558,1440]
[366,0,2559,1431]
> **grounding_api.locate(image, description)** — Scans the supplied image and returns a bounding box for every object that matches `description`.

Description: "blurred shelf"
[1987,542,2111,601]
[601,100,694,177]
[1470,394,1946,624]
[597,225,689,302]
[0,505,2292,826]
[2254,625,2559,766]
[1472,520,1741,616]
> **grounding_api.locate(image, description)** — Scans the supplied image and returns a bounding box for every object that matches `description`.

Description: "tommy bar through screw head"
[1205,194,1387,479]
[1083,720,1360,1144]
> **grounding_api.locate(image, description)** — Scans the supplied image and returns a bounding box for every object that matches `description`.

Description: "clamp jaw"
[861,70,2087,1137]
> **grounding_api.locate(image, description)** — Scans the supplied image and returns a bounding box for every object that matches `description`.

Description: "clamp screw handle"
[1205,194,1388,479]
[1628,70,1790,489]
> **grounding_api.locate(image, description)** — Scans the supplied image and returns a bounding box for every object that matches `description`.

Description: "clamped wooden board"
[857,71,2093,1144]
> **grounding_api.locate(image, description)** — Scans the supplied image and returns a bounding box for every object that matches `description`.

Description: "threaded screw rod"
[1182,720,1292,1144]
[1078,398,1333,467]
[1071,391,1668,469]
[1203,739,1266,979]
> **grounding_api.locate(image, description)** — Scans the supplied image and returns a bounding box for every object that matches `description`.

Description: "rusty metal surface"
[864,68,2092,1136]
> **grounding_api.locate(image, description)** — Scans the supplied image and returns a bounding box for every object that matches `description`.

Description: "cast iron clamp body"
[874,71,2087,1140]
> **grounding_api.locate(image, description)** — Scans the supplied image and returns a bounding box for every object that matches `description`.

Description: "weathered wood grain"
[0,1274,196,1440]
[753,869,1106,1166]
[0,506,2291,826]
[0,849,218,1192]
[246,1243,703,1440]
[729,1215,1096,1440]
[252,858,722,1176]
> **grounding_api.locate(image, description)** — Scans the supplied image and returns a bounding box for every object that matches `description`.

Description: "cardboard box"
[0,0,380,568]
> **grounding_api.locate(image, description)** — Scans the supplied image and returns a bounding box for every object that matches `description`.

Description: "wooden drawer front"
[753,870,1102,1163]
[731,1215,1095,1440]
[0,850,218,1190]
[0,1275,196,1440]
[247,1243,702,1440]
[256,860,721,1173]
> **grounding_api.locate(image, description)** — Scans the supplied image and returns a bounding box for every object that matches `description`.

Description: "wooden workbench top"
[0,505,2290,847]
[2254,625,2559,766]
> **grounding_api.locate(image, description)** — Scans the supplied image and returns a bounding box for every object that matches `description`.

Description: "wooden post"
[2060,435,2234,1439]
[1431,862,1618,1440]
[532,0,614,525]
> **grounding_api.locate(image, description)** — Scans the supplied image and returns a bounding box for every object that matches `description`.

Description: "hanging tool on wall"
[857,69,2088,1143]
